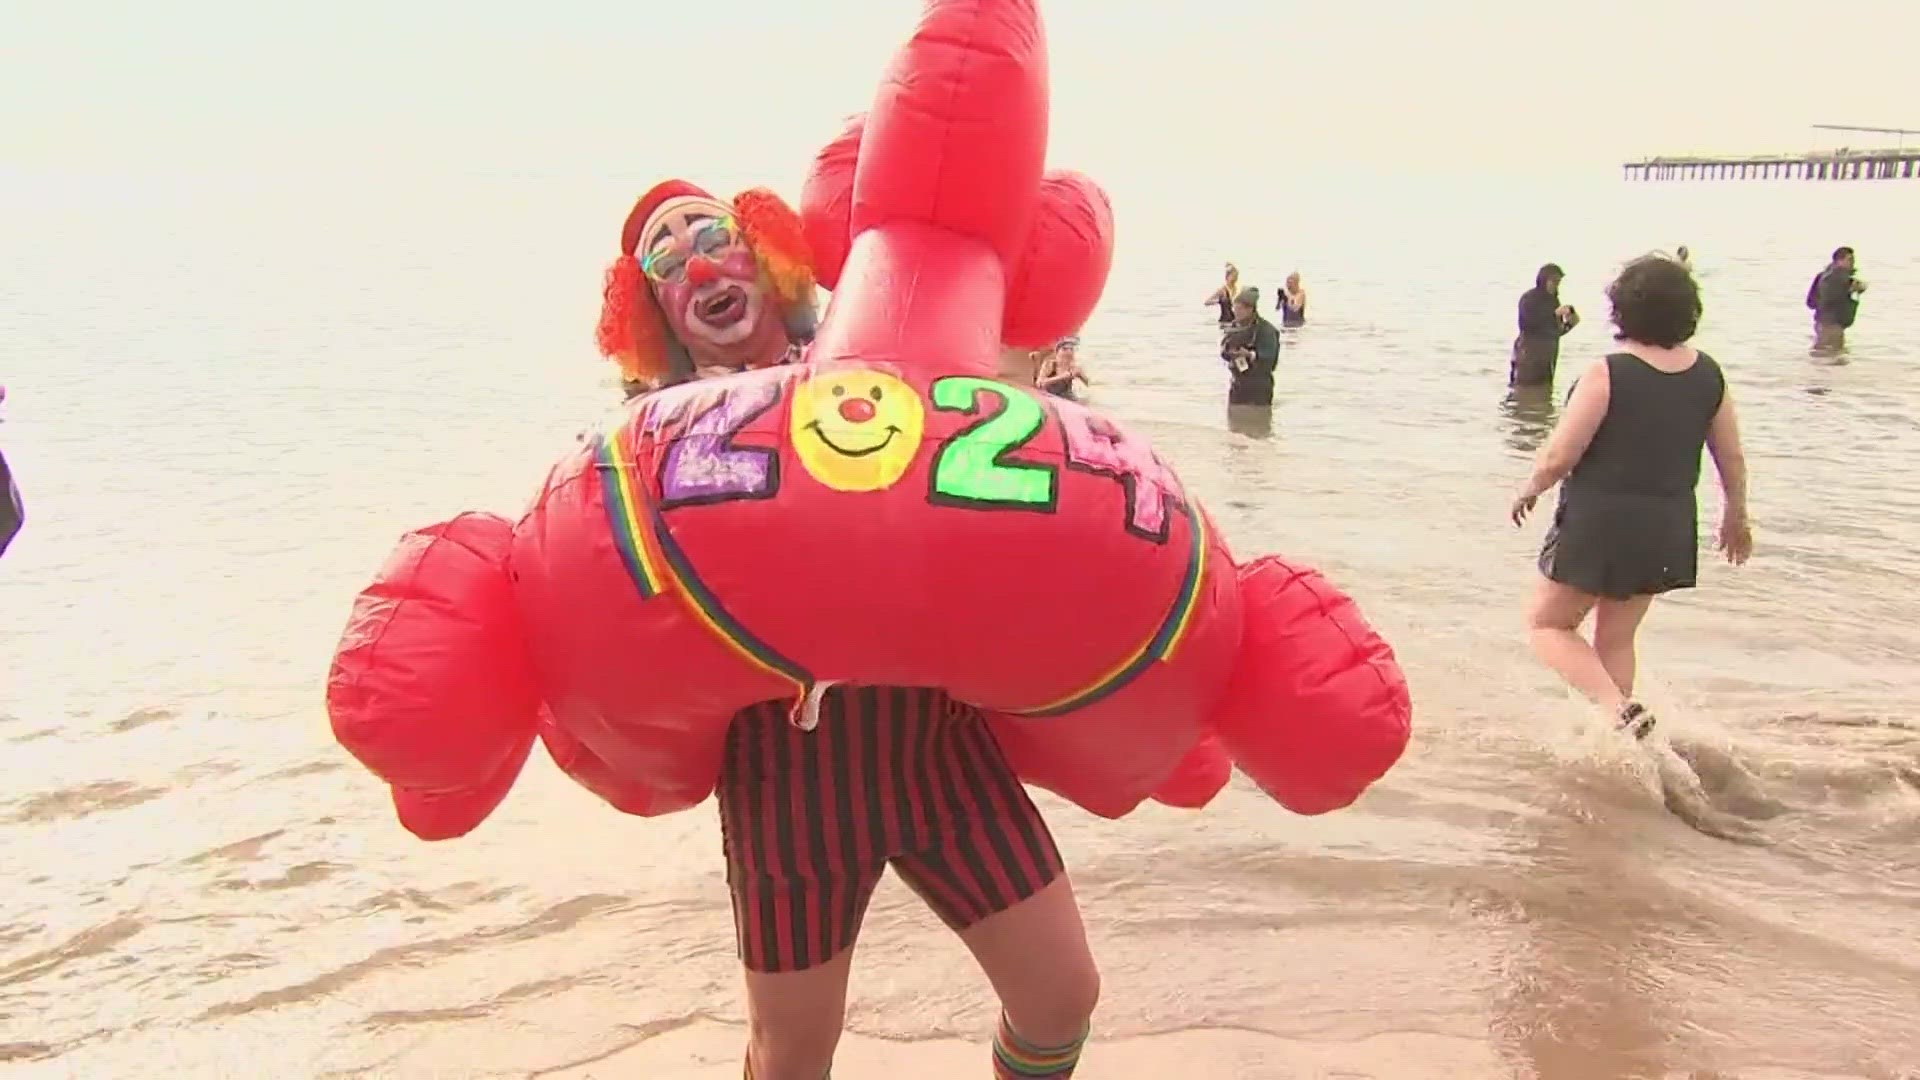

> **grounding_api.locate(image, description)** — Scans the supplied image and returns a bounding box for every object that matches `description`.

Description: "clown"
[595,180,820,396]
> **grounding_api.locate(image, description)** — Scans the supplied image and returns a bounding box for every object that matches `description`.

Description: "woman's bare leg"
[957,876,1100,1076]
[1592,595,1656,698]
[1525,576,1628,712]
[741,948,854,1080]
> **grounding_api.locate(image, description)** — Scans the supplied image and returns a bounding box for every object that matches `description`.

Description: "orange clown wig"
[594,179,819,385]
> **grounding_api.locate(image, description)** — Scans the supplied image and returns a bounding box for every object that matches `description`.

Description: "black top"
[1279,292,1306,327]
[0,447,20,559]
[1814,265,1859,328]
[1517,286,1567,338]
[1564,351,1725,501]
[1216,292,1235,324]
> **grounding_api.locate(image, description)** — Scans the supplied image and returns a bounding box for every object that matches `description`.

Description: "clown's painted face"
[641,199,779,363]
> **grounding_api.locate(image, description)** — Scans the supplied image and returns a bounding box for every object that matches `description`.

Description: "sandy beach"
[536,1021,1508,1079]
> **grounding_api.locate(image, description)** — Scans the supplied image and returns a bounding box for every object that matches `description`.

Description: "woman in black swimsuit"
[1278,272,1307,327]
[1036,335,1090,400]
[1509,255,1753,736]
[1204,263,1240,325]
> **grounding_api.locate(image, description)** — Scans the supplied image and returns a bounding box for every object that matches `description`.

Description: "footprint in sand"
[210,860,348,892]
[110,706,178,733]
[8,781,165,823]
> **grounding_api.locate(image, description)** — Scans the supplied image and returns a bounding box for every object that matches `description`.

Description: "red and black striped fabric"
[718,686,1064,974]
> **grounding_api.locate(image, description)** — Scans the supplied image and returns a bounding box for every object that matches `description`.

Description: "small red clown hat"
[595,179,819,385]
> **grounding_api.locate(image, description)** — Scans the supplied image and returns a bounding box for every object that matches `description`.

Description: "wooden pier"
[1623,124,1920,181]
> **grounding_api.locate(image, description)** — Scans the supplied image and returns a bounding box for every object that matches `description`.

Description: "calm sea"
[1,165,1916,1078]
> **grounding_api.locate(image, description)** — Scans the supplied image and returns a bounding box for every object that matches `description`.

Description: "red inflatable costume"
[327,0,1412,842]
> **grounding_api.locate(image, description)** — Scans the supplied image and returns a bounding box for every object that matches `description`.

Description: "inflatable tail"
[803,115,1113,358]
[851,0,1047,268]
[1208,557,1412,815]
[326,512,542,840]
[806,0,1068,375]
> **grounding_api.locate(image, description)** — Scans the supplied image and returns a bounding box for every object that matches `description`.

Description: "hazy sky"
[4,0,1917,182]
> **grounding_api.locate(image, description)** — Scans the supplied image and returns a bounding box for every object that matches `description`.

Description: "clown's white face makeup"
[642,202,786,368]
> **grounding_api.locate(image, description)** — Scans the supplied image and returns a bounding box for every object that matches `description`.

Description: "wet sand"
[538,1023,1508,1079]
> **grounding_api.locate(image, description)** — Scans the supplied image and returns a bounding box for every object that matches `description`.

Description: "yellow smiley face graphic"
[789,369,926,492]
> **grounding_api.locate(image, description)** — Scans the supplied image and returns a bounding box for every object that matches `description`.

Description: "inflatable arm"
[1209,558,1412,814]
[326,513,542,840]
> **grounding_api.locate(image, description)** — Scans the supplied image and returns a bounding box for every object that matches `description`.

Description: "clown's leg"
[888,717,1100,1075]
[742,1055,830,1079]
[961,878,1098,1077]
[721,706,883,1080]
[739,947,852,1080]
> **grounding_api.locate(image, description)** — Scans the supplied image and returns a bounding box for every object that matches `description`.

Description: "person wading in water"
[1807,245,1866,356]
[1220,288,1280,409]
[1511,263,1579,388]
[1278,272,1307,327]
[1036,335,1091,400]
[1203,263,1241,325]
[1509,254,1752,738]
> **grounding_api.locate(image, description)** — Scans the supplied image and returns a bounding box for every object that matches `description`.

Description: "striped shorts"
[717,687,1065,974]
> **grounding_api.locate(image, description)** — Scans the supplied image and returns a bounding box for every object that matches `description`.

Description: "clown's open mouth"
[696,285,750,328]
[808,422,900,458]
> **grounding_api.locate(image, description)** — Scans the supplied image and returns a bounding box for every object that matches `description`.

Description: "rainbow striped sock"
[992,1013,1087,1078]
[742,1060,829,1079]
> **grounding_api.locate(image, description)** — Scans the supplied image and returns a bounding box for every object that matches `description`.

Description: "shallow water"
[1,169,1917,1078]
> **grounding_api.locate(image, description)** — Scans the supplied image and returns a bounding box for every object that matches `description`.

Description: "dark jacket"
[1814,265,1859,328]
[1222,316,1281,405]
[1517,285,1569,338]
[1222,317,1280,373]
[1512,286,1573,386]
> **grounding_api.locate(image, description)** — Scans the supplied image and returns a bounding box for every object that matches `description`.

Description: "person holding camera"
[1511,262,1579,388]
[1219,288,1281,408]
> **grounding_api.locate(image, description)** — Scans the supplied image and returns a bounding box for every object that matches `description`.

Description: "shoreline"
[533,1019,1504,1078]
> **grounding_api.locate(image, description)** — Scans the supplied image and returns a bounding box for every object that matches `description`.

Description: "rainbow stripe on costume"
[1010,499,1208,718]
[592,427,815,714]
[592,430,667,599]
